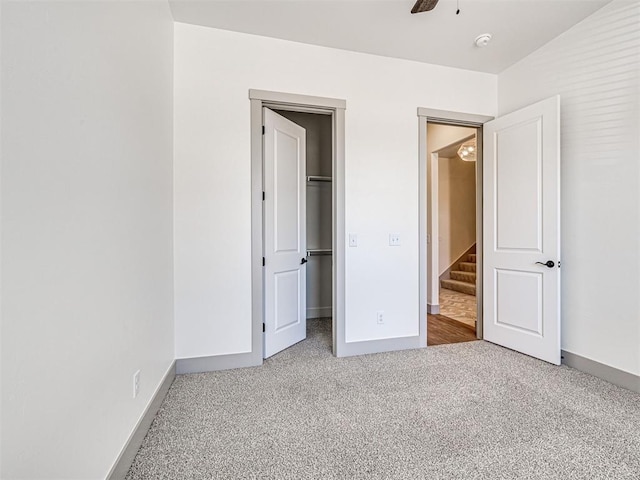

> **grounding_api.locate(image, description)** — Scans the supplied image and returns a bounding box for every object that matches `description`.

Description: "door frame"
[250,89,346,360]
[417,108,493,339]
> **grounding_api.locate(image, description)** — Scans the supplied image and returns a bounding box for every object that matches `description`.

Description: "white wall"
[499,0,640,376]
[173,24,496,357]
[1,2,174,479]
[425,124,476,306]
[438,154,476,276]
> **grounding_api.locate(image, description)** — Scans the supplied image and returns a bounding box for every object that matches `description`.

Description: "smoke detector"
[475,33,492,48]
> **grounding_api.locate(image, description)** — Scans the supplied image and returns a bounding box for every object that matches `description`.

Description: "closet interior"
[274,110,333,325]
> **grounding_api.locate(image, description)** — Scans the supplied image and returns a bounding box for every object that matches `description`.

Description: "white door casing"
[263,108,307,358]
[483,95,561,365]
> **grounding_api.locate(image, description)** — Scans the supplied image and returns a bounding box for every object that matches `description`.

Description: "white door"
[483,95,561,364]
[263,108,307,358]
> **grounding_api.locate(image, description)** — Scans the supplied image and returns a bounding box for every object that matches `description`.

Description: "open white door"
[263,108,307,358]
[483,96,561,364]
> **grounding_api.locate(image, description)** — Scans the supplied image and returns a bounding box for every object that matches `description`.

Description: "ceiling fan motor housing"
[411,0,440,14]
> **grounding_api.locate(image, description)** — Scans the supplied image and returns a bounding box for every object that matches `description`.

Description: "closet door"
[263,108,307,358]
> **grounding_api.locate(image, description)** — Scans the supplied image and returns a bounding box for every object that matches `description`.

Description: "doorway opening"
[419,97,560,364]
[426,124,481,346]
[417,108,493,350]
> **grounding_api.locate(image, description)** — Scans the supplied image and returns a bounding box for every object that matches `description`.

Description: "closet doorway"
[249,89,346,361]
[263,108,334,358]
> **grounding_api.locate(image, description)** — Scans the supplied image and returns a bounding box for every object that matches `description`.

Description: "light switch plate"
[389,234,401,246]
[349,234,357,247]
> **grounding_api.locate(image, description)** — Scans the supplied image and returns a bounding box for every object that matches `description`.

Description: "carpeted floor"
[126,319,640,479]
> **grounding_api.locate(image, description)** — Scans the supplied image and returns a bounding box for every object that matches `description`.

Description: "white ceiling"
[169,0,611,73]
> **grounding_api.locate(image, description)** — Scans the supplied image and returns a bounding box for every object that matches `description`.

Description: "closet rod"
[307,175,332,183]
[307,249,332,256]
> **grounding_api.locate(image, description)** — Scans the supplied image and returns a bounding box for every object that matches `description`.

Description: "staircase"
[441,253,476,296]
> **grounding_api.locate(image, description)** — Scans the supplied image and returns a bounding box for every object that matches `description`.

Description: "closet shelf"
[307,175,332,183]
[307,249,332,256]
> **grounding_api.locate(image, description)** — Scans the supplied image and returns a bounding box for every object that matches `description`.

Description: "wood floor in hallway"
[427,314,477,346]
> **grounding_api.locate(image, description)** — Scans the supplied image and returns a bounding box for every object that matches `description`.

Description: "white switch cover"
[349,234,358,247]
[389,234,401,246]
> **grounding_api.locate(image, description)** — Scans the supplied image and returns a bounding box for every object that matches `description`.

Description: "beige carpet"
[126,319,640,480]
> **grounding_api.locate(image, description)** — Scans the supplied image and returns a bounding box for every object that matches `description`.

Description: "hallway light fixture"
[457,140,476,162]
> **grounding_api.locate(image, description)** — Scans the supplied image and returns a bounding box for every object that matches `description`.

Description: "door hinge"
[262,191,265,201]
[262,257,265,266]
[262,323,265,332]
[262,125,265,135]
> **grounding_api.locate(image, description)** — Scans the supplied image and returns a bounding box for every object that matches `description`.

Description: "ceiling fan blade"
[411,0,439,14]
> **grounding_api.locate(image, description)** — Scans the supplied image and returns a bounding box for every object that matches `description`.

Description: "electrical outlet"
[133,370,140,399]
[377,311,384,324]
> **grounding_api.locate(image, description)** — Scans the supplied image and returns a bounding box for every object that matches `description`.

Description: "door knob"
[535,260,555,268]
[301,258,307,265]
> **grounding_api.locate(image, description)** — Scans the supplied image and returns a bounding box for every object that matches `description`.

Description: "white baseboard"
[427,304,440,314]
[307,306,332,319]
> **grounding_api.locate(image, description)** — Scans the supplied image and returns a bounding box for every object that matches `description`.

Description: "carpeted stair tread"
[459,262,477,273]
[440,248,477,296]
[440,279,476,296]
[450,270,476,283]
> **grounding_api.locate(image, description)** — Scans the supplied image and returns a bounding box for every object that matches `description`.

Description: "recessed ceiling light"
[475,33,492,48]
